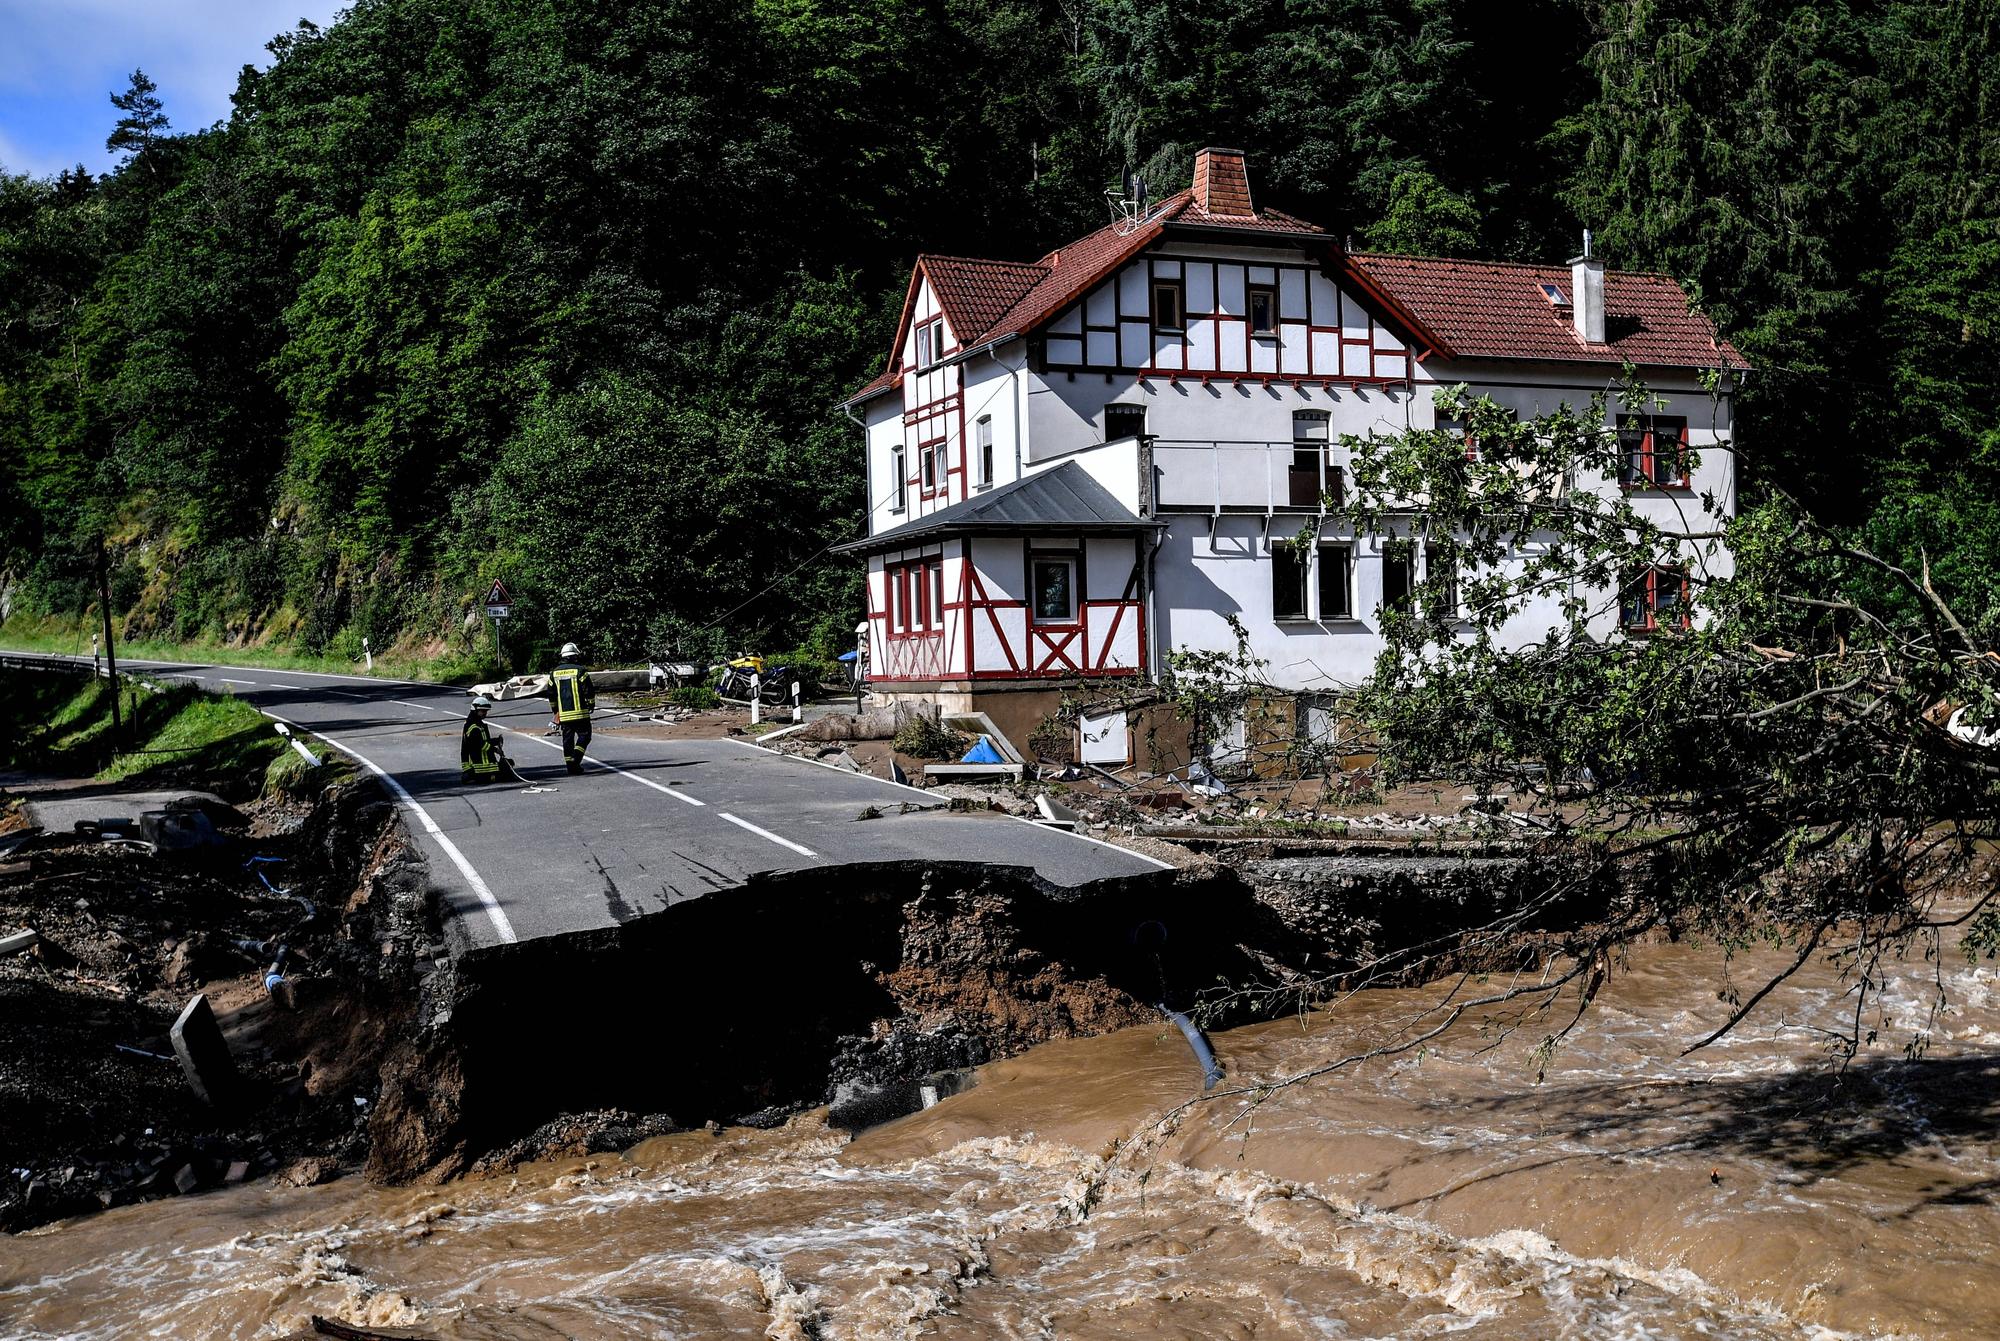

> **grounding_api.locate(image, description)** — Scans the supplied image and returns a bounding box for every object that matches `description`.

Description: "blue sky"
[0,1,349,177]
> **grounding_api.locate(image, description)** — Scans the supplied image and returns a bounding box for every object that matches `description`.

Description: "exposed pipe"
[1160,1004,1223,1091]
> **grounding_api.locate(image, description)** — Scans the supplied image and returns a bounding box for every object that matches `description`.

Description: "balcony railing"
[1152,440,1347,513]
[1152,438,1571,513]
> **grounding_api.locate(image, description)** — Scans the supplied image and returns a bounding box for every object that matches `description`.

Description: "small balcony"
[1152,440,1347,514]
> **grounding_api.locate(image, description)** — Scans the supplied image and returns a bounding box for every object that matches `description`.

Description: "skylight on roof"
[1540,283,1569,306]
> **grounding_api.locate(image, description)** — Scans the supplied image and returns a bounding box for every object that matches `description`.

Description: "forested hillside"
[1,0,1994,668]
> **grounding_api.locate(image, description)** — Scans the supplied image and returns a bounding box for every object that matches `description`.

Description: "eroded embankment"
[363,834,1615,1185]
[368,862,1228,1179]
[2,728,1619,1231]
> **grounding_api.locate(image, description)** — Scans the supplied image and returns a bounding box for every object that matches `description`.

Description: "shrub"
[893,711,969,759]
[669,685,720,711]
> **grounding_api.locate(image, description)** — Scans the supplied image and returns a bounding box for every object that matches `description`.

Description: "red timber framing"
[901,350,966,517]
[869,550,959,681]
[1040,254,1415,385]
[865,541,1148,685]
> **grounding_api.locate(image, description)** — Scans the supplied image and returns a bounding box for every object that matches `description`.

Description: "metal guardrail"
[0,652,98,677]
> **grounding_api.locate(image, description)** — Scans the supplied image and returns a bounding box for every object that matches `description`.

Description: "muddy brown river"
[5,931,1997,1339]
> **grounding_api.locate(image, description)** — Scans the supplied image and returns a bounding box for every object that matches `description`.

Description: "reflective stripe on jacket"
[549,664,594,723]
[461,718,500,776]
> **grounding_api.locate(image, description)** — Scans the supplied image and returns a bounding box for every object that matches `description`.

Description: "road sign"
[482,578,511,607]
[485,603,513,620]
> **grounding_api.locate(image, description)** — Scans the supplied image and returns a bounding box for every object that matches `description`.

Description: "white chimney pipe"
[1570,233,1605,344]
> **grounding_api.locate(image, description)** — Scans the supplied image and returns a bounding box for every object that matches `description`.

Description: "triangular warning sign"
[483,578,511,607]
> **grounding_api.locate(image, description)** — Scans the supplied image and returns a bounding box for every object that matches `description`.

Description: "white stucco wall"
[853,243,1739,694]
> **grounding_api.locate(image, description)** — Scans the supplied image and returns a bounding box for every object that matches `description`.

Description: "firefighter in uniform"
[460,695,511,784]
[541,641,596,774]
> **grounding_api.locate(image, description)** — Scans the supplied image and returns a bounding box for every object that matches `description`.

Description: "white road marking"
[1007,815,1177,871]
[727,737,939,799]
[497,726,706,806]
[741,736,1172,871]
[717,812,817,856]
[218,678,260,686]
[265,714,518,944]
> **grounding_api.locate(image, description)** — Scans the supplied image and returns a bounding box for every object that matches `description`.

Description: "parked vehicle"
[712,655,819,704]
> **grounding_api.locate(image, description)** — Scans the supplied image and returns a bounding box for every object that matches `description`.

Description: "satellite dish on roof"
[1107,171,1149,237]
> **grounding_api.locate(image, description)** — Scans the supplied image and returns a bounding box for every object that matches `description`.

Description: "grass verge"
[0,612,491,683]
[1,668,289,797]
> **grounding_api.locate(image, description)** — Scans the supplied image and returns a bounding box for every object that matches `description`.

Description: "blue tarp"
[960,735,1005,764]
[836,650,859,662]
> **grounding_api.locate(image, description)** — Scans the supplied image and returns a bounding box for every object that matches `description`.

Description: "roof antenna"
[1582,227,1593,259]
[1106,169,1148,237]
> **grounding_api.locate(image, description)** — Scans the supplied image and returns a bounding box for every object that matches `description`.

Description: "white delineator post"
[749,673,761,725]
[363,637,373,672]
[792,680,802,724]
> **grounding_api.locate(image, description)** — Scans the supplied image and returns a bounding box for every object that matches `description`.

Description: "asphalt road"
[6,653,1171,953]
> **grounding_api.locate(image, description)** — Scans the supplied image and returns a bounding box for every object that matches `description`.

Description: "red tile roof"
[1346,253,1745,370]
[843,190,1329,403]
[843,195,1740,406]
[920,255,1047,352]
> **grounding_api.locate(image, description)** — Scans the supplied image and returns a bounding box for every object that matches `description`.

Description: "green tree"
[106,70,170,172]
[1364,168,1481,254]
[1255,384,2000,1079]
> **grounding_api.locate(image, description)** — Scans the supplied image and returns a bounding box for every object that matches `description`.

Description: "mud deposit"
[8,925,1998,1339]
[0,778,431,1230]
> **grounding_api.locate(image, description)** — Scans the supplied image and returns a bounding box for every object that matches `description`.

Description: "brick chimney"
[1192,147,1254,217]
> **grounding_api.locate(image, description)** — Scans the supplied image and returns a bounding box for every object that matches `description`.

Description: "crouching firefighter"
[460,695,520,785]
[542,641,596,774]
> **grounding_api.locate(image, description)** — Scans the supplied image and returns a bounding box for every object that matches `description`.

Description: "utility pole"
[96,543,121,744]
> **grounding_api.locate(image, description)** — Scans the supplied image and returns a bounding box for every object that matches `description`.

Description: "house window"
[1382,540,1415,615]
[1618,415,1689,489]
[1248,284,1278,335]
[890,445,907,513]
[1290,410,1333,508]
[912,316,946,369]
[920,438,945,494]
[888,567,908,632]
[975,416,994,487]
[1031,555,1077,623]
[1317,545,1354,620]
[1424,543,1458,618]
[1621,566,1689,632]
[1272,543,1308,620]
[1105,403,1146,442]
[888,559,946,634]
[1152,280,1185,331]
[1438,411,1479,461]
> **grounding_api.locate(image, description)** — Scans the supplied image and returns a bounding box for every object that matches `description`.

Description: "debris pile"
[0,775,432,1231]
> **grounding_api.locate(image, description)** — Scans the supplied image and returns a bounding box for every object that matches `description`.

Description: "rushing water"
[5,930,1998,1340]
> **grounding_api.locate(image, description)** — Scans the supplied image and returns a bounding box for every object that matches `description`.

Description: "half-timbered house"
[838,148,1744,761]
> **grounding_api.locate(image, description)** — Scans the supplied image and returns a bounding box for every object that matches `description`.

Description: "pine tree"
[106,69,169,172]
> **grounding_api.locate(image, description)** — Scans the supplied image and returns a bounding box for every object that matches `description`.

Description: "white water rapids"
[5,930,1997,1339]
